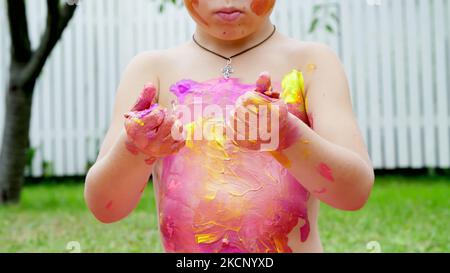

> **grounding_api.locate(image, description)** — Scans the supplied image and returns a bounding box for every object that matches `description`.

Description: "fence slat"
[0,0,6,151]
[419,0,438,167]
[366,3,382,168]
[379,1,396,169]
[392,0,410,168]
[352,1,368,149]
[405,0,423,168]
[433,0,450,167]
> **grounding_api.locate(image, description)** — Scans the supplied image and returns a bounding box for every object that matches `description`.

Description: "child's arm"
[232,44,374,211]
[84,52,182,223]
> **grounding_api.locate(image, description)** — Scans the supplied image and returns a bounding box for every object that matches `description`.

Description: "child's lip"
[214,7,244,14]
[215,11,243,22]
[214,7,244,22]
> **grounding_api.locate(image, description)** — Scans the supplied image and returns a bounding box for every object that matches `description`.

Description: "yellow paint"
[270,151,292,168]
[281,69,305,105]
[131,117,145,126]
[302,149,311,159]
[184,122,196,149]
[274,237,284,253]
[301,139,311,145]
[307,63,317,72]
[195,233,219,244]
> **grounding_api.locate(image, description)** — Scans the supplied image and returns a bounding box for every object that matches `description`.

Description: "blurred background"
[0,0,449,253]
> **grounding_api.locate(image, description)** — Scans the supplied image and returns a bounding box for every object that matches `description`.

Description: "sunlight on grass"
[0,176,448,253]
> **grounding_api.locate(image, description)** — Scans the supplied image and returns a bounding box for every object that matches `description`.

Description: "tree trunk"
[0,81,34,204]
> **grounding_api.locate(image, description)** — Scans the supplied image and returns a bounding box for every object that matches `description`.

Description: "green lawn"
[0,175,448,253]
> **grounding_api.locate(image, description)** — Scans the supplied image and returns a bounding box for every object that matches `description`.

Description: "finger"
[131,83,157,111]
[157,115,177,139]
[255,71,272,93]
[141,107,166,129]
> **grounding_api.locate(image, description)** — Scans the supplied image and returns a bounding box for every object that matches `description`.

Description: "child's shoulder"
[128,42,192,73]
[280,36,339,62]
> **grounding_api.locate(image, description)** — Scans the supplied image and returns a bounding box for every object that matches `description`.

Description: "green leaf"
[330,12,340,24]
[309,17,320,33]
[313,4,322,14]
[325,24,334,33]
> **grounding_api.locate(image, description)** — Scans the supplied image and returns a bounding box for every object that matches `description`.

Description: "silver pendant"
[221,58,234,79]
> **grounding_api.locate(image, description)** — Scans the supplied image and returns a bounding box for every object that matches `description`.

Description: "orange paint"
[186,0,209,26]
[270,151,292,168]
[307,64,317,73]
[251,0,274,16]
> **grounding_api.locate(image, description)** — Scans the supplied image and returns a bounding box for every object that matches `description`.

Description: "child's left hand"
[229,72,302,151]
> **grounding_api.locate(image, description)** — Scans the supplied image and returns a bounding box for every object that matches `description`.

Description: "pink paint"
[318,163,334,182]
[153,75,311,253]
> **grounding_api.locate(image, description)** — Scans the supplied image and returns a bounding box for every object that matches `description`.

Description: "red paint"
[307,112,314,129]
[131,83,157,112]
[251,0,274,16]
[318,163,334,182]
[145,157,157,165]
[125,141,140,155]
[105,200,113,210]
[186,0,209,26]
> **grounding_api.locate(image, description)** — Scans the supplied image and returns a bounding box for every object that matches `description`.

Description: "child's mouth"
[215,8,243,22]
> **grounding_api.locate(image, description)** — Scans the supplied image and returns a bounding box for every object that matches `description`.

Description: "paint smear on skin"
[270,151,292,168]
[251,0,274,16]
[155,75,310,253]
[307,112,314,129]
[105,200,113,210]
[302,149,311,159]
[313,187,327,195]
[318,163,334,182]
[306,64,317,73]
[145,157,157,165]
[186,0,209,26]
[125,141,140,155]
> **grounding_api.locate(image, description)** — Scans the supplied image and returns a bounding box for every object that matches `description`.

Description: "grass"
[0,175,448,253]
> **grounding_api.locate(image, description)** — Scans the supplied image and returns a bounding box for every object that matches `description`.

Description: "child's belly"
[152,141,312,253]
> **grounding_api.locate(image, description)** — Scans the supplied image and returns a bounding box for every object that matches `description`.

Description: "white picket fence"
[0,0,449,176]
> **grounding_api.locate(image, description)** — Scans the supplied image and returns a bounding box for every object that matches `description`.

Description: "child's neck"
[193,20,276,57]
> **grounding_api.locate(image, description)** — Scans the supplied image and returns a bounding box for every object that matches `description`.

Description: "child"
[85,0,374,253]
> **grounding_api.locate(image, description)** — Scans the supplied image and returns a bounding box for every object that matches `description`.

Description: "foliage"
[0,176,448,252]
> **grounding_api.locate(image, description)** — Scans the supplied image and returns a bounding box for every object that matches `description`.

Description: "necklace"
[192,25,277,79]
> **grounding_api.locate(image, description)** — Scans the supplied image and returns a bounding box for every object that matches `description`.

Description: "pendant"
[221,58,234,79]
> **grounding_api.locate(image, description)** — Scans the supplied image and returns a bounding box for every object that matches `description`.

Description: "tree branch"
[21,0,77,87]
[6,0,32,63]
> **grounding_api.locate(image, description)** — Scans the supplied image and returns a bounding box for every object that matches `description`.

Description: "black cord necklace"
[192,25,277,79]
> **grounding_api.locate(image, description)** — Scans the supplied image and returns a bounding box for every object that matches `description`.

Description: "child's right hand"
[123,83,185,164]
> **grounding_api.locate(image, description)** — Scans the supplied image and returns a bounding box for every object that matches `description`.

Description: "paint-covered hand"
[229,72,302,151]
[124,83,185,164]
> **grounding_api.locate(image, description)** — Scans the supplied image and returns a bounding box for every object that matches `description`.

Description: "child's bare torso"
[151,33,322,253]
